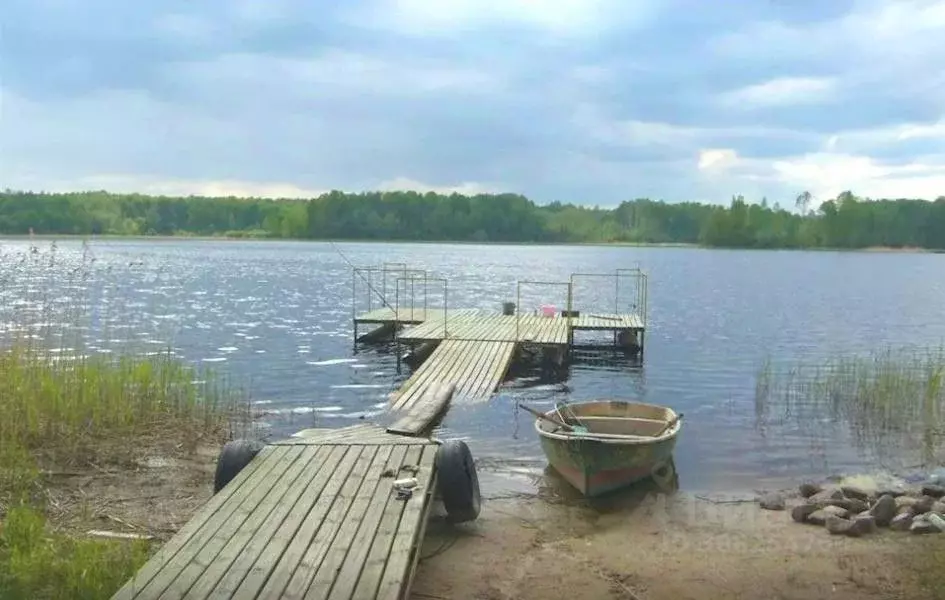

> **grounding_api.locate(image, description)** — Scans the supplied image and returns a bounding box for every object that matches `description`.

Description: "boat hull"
[539,433,677,496]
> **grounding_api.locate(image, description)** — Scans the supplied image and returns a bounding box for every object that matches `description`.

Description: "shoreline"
[21,433,939,600]
[0,234,939,254]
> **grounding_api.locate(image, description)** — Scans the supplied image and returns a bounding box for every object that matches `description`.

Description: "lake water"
[2,238,944,494]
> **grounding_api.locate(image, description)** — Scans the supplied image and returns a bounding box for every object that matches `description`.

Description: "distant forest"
[2,189,945,249]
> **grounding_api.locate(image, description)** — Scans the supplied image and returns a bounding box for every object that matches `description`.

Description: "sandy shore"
[413,481,937,600]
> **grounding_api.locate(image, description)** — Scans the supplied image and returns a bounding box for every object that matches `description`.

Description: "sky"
[1,0,944,207]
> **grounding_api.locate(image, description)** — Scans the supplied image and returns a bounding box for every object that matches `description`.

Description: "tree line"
[2,189,945,249]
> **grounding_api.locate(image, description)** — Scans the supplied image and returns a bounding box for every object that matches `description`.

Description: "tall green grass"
[0,345,246,474]
[755,346,945,468]
[1,505,151,600]
[0,239,252,598]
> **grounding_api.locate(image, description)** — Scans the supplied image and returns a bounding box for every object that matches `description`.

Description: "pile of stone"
[759,482,945,537]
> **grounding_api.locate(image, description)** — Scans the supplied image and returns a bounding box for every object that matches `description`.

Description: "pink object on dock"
[540,305,557,317]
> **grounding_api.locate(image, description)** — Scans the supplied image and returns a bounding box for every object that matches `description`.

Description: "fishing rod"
[329,240,394,310]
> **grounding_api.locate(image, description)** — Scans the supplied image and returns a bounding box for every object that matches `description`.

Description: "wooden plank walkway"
[398,314,569,345]
[571,313,644,330]
[391,339,516,411]
[112,425,437,600]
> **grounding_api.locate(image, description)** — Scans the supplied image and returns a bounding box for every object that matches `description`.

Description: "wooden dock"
[112,426,451,600]
[351,268,648,437]
[396,314,570,345]
[111,266,649,600]
[391,340,516,409]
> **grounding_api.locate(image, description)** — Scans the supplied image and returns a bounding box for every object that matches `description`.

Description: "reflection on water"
[2,238,945,495]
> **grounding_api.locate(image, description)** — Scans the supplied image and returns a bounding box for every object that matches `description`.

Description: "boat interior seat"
[564,415,668,437]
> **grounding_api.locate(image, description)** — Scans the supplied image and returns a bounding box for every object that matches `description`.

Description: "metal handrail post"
[615,271,620,314]
[516,282,521,342]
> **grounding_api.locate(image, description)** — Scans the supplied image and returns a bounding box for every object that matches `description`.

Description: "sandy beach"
[414,486,936,600]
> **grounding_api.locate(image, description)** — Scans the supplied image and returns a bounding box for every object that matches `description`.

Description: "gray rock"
[928,513,945,532]
[910,517,941,535]
[826,515,855,535]
[895,496,919,510]
[835,497,869,514]
[841,486,872,502]
[758,492,786,511]
[932,501,945,514]
[850,512,877,535]
[922,484,945,499]
[809,488,845,506]
[876,488,907,498]
[806,505,852,525]
[869,494,897,526]
[897,505,916,516]
[914,495,936,514]
[890,512,914,531]
[799,482,823,498]
[792,503,819,523]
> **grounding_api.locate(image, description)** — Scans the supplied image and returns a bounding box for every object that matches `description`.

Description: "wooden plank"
[350,446,423,600]
[396,340,473,410]
[276,434,434,447]
[282,446,394,598]
[469,342,514,402]
[122,445,298,599]
[254,445,373,598]
[184,445,334,599]
[413,342,477,408]
[111,445,284,600]
[155,445,308,599]
[215,444,348,599]
[472,342,509,399]
[391,342,464,411]
[447,341,489,400]
[324,446,410,600]
[387,382,454,436]
[468,342,515,401]
[460,341,496,401]
[393,341,461,400]
[375,445,438,600]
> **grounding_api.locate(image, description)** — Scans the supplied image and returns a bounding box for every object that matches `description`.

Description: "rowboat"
[529,400,682,497]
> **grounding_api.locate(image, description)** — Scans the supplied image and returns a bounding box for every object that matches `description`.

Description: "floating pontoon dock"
[353,264,649,435]
[113,423,480,600]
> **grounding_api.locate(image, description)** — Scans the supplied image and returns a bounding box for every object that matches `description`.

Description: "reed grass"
[754,346,945,469]
[0,239,252,598]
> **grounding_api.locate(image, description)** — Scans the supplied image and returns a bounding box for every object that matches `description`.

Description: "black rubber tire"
[214,439,265,493]
[435,440,481,523]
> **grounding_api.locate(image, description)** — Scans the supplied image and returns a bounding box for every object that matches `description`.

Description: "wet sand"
[413,479,934,600]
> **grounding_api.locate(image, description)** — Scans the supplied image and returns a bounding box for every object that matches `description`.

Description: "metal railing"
[395,274,448,338]
[570,268,648,327]
[515,280,573,342]
[351,264,412,321]
[616,268,648,327]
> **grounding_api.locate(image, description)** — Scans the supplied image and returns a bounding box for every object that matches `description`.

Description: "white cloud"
[5,174,327,198]
[169,51,498,97]
[359,0,653,36]
[573,104,814,150]
[754,152,945,202]
[719,77,836,108]
[697,149,739,171]
[821,117,945,153]
[709,1,945,82]
[376,177,496,195]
